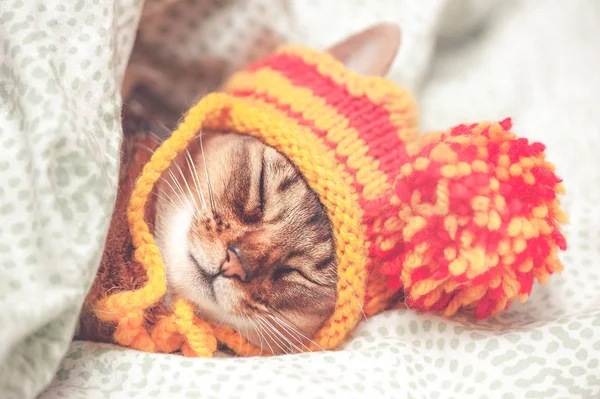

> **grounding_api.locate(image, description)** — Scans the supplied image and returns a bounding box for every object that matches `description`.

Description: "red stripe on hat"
[248,53,409,183]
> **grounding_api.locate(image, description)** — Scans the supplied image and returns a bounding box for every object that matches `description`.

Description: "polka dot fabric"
[127,0,296,119]
[1,0,597,398]
[0,1,142,398]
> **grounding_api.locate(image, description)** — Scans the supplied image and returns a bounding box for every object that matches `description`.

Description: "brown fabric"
[76,130,162,343]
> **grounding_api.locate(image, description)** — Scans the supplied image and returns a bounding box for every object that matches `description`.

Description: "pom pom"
[369,119,567,319]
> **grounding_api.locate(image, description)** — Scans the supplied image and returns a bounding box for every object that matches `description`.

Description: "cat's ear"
[326,23,401,77]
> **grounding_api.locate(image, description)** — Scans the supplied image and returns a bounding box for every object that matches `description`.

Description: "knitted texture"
[93,46,567,357]
[365,119,568,318]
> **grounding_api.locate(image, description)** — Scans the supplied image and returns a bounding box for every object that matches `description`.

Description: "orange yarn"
[93,45,567,357]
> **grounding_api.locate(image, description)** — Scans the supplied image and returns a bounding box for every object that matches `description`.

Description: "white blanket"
[1,0,599,398]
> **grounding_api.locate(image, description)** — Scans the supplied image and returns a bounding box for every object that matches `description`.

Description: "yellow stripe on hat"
[224,69,392,200]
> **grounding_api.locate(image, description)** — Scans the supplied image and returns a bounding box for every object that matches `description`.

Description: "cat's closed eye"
[271,266,302,281]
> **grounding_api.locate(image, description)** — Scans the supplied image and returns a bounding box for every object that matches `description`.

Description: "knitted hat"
[93,34,566,357]
[221,44,421,317]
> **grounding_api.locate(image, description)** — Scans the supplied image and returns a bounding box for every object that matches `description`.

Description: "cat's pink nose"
[220,248,248,282]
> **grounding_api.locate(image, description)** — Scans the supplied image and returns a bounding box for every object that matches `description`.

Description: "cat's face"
[154,132,337,354]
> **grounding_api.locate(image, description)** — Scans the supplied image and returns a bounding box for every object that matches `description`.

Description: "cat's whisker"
[169,155,202,215]
[209,306,227,330]
[318,271,368,347]
[255,316,288,355]
[248,316,272,356]
[166,166,196,211]
[153,192,180,211]
[126,98,173,138]
[233,315,244,358]
[145,131,165,146]
[252,316,277,353]
[266,309,324,352]
[265,317,301,355]
[155,186,190,213]
[245,314,265,357]
[239,315,254,357]
[335,272,368,322]
[137,143,184,200]
[262,318,292,356]
[233,315,242,357]
[162,174,193,211]
[258,315,300,354]
[243,316,259,356]
[150,118,173,138]
[266,314,310,350]
[266,314,310,353]
[198,132,217,214]
[135,143,192,211]
[143,133,203,215]
[184,148,207,209]
[136,142,157,155]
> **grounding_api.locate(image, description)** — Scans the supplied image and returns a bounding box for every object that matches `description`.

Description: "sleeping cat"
[77,24,402,354]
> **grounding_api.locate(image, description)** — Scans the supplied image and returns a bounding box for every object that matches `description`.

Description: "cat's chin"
[191,302,272,351]
[165,281,241,325]
[164,287,294,355]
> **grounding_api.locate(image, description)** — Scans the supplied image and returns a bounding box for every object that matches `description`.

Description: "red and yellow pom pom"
[369,118,568,319]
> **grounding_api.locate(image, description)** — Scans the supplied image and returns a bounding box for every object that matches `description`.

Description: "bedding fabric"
[1,0,599,398]
[0,1,141,398]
